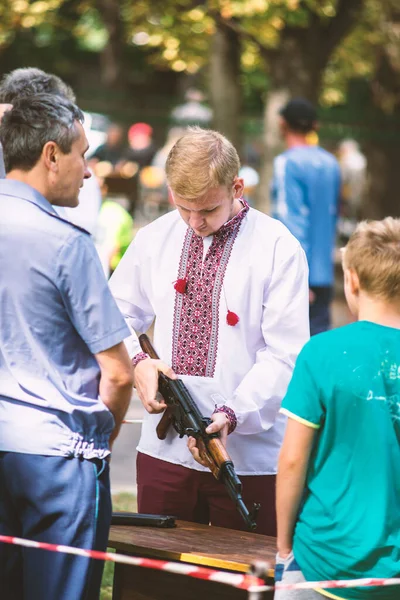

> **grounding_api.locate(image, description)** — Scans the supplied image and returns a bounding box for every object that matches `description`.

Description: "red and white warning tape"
[0,535,264,591]
[1,534,400,594]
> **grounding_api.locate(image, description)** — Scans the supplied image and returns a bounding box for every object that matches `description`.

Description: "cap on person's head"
[279,98,317,133]
[128,122,152,141]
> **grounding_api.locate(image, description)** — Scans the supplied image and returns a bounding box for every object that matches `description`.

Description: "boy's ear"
[345,268,360,296]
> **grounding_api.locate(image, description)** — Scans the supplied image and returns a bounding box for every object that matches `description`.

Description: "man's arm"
[109,228,155,360]
[222,243,310,435]
[109,229,174,413]
[276,418,316,557]
[95,342,134,447]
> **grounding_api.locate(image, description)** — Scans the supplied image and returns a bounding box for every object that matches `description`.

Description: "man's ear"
[42,141,59,173]
[233,177,244,198]
[0,103,12,122]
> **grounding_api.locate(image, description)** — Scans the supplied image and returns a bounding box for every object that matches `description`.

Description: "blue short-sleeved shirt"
[271,145,341,287]
[281,322,400,599]
[0,179,130,459]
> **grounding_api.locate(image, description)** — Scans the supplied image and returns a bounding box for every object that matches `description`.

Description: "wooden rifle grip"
[139,334,159,360]
[156,407,174,440]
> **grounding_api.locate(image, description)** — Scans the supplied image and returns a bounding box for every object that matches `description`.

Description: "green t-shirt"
[281,321,400,600]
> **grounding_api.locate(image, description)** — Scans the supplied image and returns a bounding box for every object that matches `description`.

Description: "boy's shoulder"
[299,322,363,363]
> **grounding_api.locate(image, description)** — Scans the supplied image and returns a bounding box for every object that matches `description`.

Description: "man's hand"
[133,358,176,414]
[187,412,229,466]
[0,104,12,122]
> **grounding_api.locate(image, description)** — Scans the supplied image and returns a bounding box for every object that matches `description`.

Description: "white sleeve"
[227,244,310,434]
[108,228,155,358]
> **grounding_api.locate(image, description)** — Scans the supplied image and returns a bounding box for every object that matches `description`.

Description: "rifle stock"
[138,334,259,531]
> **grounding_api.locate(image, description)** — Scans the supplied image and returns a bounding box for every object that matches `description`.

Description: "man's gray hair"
[0,93,84,173]
[0,68,76,103]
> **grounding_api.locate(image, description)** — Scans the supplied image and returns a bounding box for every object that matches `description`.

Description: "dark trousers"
[137,452,277,536]
[309,286,333,336]
[0,452,111,600]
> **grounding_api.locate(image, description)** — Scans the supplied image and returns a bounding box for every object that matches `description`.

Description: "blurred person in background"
[123,122,157,170]
[271,98,341,336]
[337,138,367,243]
[0,93,133,600]
[95,182,134,279]
[90,122,125,169]
[0,67,102,236]
[171,88,213,127]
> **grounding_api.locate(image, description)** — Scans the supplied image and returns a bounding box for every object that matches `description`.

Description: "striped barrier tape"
[0,535,265,591]
[1,534,400,594]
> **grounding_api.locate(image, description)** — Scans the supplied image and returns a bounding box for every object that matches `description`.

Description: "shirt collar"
[0,178,60,218]
[214,198,250,238]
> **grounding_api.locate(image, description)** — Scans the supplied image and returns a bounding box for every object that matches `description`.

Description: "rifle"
[139,334,260,531]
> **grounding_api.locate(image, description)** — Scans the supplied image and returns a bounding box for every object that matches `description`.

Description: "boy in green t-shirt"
[275,217,400,600]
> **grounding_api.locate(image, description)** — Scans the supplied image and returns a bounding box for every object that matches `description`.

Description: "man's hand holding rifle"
[132,334,259,531]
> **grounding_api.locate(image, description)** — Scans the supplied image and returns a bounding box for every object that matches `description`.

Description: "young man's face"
[172,177,244,237]
[51,121,91,208]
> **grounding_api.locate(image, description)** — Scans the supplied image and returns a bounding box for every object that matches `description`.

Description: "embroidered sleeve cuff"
[213,405,237,435]
[132,352,150,368]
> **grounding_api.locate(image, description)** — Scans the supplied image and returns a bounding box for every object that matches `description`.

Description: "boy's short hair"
[165,126,240,201]
[343,217,400,301]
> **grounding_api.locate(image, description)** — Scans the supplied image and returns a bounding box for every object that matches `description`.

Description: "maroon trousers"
[137,452,276,536]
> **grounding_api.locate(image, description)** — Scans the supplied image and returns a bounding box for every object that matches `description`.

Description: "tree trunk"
[255,0,365,212]
[209,19,242,151]
[363,48,400,219]
[256,33,322,212]
[96,0,124,87]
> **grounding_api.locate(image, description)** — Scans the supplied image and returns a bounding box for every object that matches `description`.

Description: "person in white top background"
[109,127,310,535]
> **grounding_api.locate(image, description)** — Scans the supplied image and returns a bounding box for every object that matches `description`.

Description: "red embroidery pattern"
[171,201,249,376]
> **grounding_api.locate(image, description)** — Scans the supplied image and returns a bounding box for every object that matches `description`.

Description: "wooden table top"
[109,520,276,577]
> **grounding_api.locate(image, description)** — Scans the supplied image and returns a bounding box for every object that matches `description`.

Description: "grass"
[100,492,137,600]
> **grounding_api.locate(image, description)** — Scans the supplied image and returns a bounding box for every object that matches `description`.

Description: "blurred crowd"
[70,88,367,281]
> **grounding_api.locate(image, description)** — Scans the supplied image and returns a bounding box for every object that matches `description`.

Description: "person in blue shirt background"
[0,94,133,600]
[271,98,341,336]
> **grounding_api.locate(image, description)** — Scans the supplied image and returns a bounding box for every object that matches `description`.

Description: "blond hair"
[343,217,400,301]
[165,126,240,201]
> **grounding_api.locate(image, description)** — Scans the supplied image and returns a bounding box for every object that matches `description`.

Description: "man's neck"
[357,294,400,329]
[230,197,243,219]
[285,132,310,149]
[6,169,48,201]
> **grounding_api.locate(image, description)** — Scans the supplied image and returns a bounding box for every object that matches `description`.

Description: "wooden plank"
[109,520,275,577]
[112,561,273,600]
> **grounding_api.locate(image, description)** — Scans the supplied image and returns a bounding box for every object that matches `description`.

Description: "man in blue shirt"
[271,98,341,336]
[0,94,133,599]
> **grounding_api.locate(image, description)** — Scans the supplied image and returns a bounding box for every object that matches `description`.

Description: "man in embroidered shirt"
[0,94,133,599]
[109,127,310,535]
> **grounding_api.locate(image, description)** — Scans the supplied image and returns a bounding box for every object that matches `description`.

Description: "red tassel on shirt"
[226,310,239,326]
[174,277,188,294]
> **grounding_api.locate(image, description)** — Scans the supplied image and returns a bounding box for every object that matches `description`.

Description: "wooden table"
[108,520,276,600]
